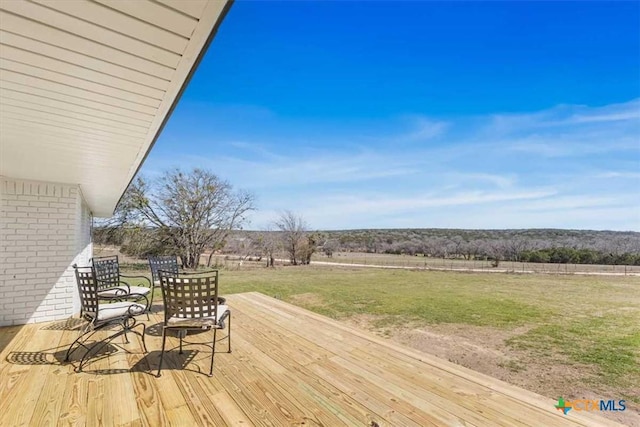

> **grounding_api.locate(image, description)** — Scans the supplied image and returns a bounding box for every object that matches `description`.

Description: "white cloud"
[487,98,640,132]
[399,116,449,142]
[147,98,640,230]
[595,171,640,179]
[228,141,286,161]
[567,99,640,124]
[446,172,515,189]
[257,191,637,231]
[249,188,557,229]
[516,195,630,212]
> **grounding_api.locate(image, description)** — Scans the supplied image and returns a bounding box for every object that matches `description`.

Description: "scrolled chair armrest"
[125,293,150,311]
[111,287,131,297]
[218,307,230,328]
[120,274,152,287]
[126,298,149,317]
[97,278,131,294]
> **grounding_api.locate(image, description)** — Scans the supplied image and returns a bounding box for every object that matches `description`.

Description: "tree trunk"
[183,252,201,269]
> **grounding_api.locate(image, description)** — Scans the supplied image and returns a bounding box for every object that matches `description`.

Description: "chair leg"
[137,322,148,353]
[65,324,96,362]
[148,287,154,314]
[179,332,183,354]
[65,331,88,362]
[125,318,148,354]
[77,328,125,372]
[209,328,218,377]
[157,328,167,378]
[227,312,232,353]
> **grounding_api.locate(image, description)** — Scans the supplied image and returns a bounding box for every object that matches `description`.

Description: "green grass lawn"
[127,265,640,405]
[220,266,551,326]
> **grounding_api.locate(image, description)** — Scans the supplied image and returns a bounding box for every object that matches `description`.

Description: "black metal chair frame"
[65,265,148,372]
[148,255,180,285]
[148,256,227,306]
[148,255,183,313]
[92,255,152,312]
[156,269,231,377]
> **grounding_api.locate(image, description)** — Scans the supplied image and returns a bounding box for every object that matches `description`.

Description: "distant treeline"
[93,227,640,266]
[316,228,640,266]
[519,248,640,266]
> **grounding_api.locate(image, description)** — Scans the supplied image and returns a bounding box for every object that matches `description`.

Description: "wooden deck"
[0,292,622,427]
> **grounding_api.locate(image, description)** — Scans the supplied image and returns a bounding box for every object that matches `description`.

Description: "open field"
[123,265,640,424]
[310,251,640,275]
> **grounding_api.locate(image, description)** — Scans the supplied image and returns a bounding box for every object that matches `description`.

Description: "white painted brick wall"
[0,177,93,326]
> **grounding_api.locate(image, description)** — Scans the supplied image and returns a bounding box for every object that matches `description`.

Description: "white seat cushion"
[167,305,230,328]
[95,301,146,321]
[98,286,151,298]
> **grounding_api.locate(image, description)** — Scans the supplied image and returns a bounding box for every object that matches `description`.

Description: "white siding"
[0,0,231,217]
[0,177,92,325]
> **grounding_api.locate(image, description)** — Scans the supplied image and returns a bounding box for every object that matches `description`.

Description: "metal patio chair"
[156,270,231,377]
[92,255,153,312]
[148,255,181,312]
[148,255,227,306]
[148,255,180,288]
[65,265,148,372]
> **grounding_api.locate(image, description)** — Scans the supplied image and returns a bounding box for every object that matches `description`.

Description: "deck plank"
[209,390,255,426]
[0,325,23,356]
[29,321,81,427]
[231,306,444,426]
[234,294,498,426]
[241,292,619,427]
[0,323,61,426]
[232,295,532,426]
[0,292,625,427]
[229,324,370,426]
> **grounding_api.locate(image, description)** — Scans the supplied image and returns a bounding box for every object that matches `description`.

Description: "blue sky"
[142,1,640,231]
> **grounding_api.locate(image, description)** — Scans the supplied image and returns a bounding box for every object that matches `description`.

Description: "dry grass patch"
[289,292,327,310]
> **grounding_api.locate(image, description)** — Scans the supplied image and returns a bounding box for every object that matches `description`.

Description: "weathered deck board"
[0,292,623,427]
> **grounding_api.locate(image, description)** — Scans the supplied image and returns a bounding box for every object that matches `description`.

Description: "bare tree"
[486,240,507,267]
[256,228,280,267]
[93,183,144,247]
[128,168,255,269]
[504,237,530,262]
[274,211,308,265]
[460,240,479,260]
[322,239,338,258]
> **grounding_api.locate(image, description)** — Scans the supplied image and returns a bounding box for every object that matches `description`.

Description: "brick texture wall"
[0,177,93,326]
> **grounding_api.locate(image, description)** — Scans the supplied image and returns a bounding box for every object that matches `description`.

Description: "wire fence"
[98,245,640,276]
[310,252,640,275]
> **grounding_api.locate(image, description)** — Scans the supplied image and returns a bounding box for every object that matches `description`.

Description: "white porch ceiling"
[0,0,231,216]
